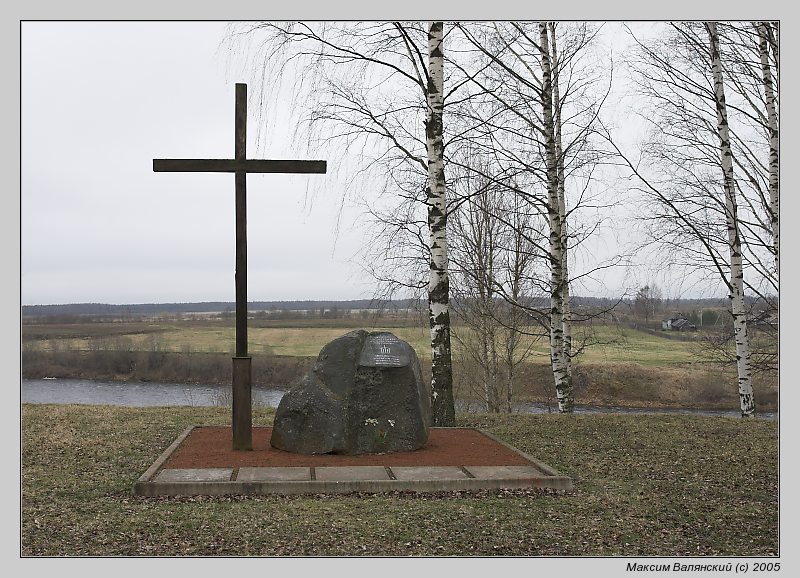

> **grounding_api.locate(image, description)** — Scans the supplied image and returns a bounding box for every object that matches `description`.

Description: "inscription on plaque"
[359,333,408,368]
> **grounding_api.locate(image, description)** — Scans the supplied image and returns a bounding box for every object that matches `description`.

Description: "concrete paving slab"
[315,466,391,481]
[237,467,311,482]
[390,466,469,481]
[463,465,544,479]
[155,468,233,483]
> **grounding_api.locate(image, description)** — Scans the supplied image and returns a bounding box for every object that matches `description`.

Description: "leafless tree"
[448,160,541,412]
[446,21,618,413]
[225,21,468,424]
[634,284,663,325]
[606,21,775,416]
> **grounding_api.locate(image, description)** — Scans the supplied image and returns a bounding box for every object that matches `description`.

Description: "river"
[21,378,286,408]
[20,378,777,420]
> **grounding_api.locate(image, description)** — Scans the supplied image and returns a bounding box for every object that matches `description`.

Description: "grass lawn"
[21,404,778,556]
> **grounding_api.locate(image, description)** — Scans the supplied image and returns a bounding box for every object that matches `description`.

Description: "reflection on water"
[22,379,776,420]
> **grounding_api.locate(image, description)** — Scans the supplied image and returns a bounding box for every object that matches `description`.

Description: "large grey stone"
[270,330,431,455]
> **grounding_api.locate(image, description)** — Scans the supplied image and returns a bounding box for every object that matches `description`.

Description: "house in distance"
[662,313,697,331]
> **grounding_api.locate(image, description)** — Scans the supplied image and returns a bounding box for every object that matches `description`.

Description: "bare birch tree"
[447,21,614,413]
[698,22,778,379]
[425,22,455,425]
[609,21,768,416]
[758,22,779,274]
[538,22,573,412]
[712,22,779,303]
[708,21,754,416]
[714,21,779,278]
[550,22,573,381]
[227,22,459,424]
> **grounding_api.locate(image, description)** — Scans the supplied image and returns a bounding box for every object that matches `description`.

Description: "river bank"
[21,377,778,420]
[21,348,779,414]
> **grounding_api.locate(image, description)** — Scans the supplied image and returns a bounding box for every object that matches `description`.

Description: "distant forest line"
[20,296,738,319]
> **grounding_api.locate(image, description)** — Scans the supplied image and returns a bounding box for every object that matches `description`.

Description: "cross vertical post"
[152,82,326,452]
[232,83,252,450]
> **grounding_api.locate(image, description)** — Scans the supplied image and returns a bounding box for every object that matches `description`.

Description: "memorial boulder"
[270,330,431,455]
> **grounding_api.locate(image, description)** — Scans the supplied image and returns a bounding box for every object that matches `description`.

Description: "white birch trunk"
[550,22,573,381]
[540,22,573,413]
[708,22,755,417]
[757,22,779,275]
[426,21,455,425]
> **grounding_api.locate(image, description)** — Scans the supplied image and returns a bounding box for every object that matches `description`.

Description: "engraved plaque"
[358,333,409,368]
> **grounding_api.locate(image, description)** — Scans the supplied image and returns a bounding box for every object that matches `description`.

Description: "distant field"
[23,319,701,366]
[22,317,778,411]
[570,325,700,365]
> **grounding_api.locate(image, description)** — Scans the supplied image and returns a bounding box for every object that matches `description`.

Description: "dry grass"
[21,404,779,557]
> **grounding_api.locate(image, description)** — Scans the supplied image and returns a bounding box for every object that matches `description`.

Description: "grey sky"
[22,21,373,305]
[18,18,777,306]
[20,20,642,306]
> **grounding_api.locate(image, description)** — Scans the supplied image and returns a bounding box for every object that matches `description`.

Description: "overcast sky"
[18,19,771,306]
[19,21,647,306]
[21,21,380,305]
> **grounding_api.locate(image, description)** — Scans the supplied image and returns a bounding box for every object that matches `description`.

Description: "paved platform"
[133,426,573,496]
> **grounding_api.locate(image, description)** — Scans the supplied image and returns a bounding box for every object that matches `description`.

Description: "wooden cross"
[153,83,327,450]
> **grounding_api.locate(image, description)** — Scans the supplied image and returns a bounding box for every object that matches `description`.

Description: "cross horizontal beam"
[153,159,327,174]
